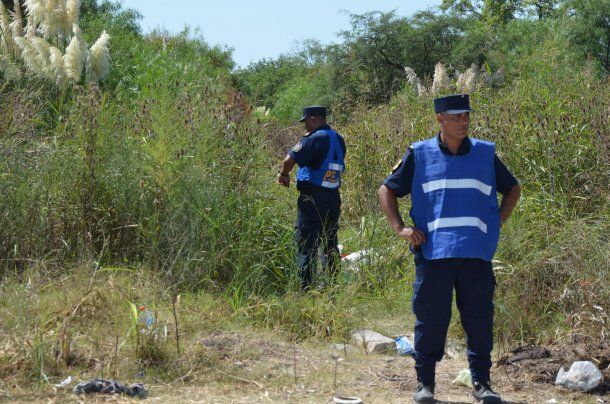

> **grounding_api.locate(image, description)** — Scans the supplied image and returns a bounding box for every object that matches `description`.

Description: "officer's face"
[304,116,323,132]
[437,112,470,138]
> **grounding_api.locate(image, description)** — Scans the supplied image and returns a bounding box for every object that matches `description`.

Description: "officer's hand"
[397,226,426,246]
[277,173,290,187]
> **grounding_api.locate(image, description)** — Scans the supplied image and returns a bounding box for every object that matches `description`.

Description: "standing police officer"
[277,106,346,290]
[378,95,520,403]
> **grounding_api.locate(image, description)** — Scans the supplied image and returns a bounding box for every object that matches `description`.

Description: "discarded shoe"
[473,381,501,403]
[413,382,435,403]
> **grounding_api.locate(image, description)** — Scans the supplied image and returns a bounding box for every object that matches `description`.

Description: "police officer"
[277,106,346,290]
[378,94,520,403]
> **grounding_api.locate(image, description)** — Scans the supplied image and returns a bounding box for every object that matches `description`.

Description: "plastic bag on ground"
[554,361,602,392]
[395,335,414,355]
[452,368,473,388]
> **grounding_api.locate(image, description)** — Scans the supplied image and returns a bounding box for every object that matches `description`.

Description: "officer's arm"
[378,185,426,246]
[494,155,520,225]
[378,185,405,232]
[499,184,520,225]
[277,154,296,187]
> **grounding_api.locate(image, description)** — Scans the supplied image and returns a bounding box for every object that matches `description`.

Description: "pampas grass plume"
[66,0,80,29]
[23,0,44,31]
[457,64,478,93]
[9,0,24,37]
[49,45,67,87]
[431,62,451,95]
[404,66,420,85]
[86,30,110,82]
[64,23,87,81]
[30,35,52,77]
[417,82,428,97]
[14,35,43,74]
[0,2,15,53]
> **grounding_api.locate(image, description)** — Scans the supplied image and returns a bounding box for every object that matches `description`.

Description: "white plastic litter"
[53,376,73,388]
[554,361,602,392]
[342,250,372,269]
[395,335,414,355]
[452,368,473,388]
[340,249,372,282]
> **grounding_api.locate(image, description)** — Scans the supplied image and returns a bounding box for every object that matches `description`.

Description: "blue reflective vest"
[296,129,345,189]
[410,137,500,261]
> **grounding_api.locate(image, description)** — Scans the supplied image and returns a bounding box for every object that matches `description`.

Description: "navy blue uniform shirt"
[384,133,518,197]
[288,124,347,192]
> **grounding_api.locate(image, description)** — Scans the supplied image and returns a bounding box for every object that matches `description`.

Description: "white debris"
[53,376,73,388]
[452,368,473,388]
[555,361,602,392]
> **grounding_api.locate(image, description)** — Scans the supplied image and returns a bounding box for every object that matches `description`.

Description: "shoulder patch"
[391,159,403,173]
[292,142,303,152]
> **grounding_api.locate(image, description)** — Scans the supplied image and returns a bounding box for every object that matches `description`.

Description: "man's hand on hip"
[277,173,290,187]
[396,226,426,246]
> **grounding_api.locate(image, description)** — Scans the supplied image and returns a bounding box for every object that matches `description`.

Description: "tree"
[334,10,465,104]
[408,10,466,75]
[522,0,563,19]
[564,0,610,72]
[442,0,524,25]
[237,55,312,108]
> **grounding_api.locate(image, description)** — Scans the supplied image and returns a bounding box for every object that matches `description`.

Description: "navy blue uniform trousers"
[412,253,496,386]
[295,190,340,289]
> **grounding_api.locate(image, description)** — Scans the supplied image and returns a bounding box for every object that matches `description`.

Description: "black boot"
[413,382,435,403]
[473,381,502,403]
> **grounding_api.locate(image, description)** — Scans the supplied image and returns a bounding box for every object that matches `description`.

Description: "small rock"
[351,329,395,354]
[384,357,396,363]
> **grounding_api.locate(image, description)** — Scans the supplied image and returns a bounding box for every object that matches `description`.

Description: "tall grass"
[0,11,608,391]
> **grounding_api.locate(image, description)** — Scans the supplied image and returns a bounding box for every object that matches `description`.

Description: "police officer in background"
[277,106,346,290]
[378,95,520,403]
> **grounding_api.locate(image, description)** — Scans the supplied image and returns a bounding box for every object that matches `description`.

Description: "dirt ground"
[2,331,608,404]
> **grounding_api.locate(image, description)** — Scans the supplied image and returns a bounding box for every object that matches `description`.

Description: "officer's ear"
[436,113,444,125]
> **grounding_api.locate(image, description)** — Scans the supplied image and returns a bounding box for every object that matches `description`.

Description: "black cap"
[298,105,327,122]
[434,94,473,114]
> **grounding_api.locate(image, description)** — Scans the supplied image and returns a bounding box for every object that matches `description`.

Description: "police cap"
[434,94,473,114]
[298,105,327,122]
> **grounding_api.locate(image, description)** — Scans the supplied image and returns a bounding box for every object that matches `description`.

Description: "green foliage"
[80,0,143,35]
[0,0,608,366]
[270,73,335,123]
[236,55,311,109]
[563,0,610,72]
[333,10,466,104]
